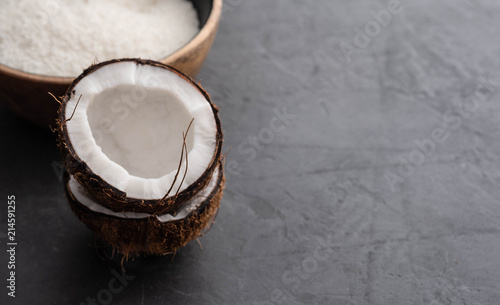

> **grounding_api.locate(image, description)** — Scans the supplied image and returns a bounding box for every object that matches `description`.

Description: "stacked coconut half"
[56,59,224,256]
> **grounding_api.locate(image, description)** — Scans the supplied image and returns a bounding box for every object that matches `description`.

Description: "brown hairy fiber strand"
[56,59,223,215]
[158,118,195,206]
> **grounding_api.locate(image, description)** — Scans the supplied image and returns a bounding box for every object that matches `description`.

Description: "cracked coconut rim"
[68,168,220,222]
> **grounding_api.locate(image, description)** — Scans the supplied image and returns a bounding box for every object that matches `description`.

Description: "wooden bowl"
[0,0,222,128]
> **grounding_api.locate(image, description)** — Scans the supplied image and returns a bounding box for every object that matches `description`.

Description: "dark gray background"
[2,0,500,304]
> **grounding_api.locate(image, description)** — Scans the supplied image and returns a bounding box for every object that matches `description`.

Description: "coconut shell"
[56,59,223,215]
[64,162,225,256]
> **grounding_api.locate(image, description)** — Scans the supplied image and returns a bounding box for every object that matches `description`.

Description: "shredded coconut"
[0,0,199,76]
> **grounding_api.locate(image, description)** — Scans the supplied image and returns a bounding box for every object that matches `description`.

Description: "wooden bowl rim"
[0,0,222,85]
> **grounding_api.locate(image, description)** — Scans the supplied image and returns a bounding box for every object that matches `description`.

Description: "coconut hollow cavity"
[57,59,223,215]
[64,163,225,256]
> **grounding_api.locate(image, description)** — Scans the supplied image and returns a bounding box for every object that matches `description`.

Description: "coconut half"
[64,164,224,256]
[57,59,223,214]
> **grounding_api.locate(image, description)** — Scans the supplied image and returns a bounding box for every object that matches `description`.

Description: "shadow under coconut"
[119,244,217,304]
[54,237,213,304]
[48,231,115,301]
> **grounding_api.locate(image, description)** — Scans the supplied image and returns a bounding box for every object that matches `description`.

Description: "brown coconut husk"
[56,59,223,215]
[64,162,225,257]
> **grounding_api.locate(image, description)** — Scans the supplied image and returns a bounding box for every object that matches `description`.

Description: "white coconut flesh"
[68,168,220,222]
[65,62,217,199]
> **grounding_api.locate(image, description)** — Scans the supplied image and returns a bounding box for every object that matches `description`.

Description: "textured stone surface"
[2,0,500,304]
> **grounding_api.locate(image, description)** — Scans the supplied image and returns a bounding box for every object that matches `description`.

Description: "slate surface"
[2,0,500,304]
